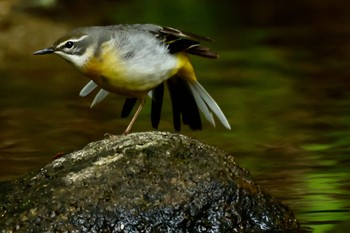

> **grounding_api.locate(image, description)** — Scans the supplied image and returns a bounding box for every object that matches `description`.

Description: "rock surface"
[0,132,300,232]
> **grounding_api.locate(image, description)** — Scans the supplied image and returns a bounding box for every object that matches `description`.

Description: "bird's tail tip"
[188,80,231,130]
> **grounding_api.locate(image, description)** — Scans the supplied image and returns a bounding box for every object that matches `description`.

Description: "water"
[1,1,350,232]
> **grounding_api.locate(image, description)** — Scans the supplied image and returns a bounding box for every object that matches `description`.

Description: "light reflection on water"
[1,16,350,233]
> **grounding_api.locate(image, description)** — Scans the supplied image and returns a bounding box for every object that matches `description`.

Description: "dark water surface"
[1,1,350,232]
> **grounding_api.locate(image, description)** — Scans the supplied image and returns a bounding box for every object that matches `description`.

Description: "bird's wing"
[79,81,109,108]
[90,89,109,108]
[157,26,219,59]
[79,80,98,97]
[108,24,219,58]
[121,98,137,118]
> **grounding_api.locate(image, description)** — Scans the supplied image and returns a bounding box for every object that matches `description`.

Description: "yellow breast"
[81,45,138,96]
[81,43,197,98]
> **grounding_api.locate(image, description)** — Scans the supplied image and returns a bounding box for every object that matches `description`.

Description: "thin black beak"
[33,47,55,55]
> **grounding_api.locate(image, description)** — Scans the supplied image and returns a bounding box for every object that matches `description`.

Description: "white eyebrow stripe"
[56,35,89,48]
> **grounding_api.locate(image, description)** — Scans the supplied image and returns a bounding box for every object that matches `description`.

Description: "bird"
[33,24,231,134]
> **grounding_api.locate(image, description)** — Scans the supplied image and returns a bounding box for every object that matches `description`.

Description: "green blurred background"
[1,0,350,232]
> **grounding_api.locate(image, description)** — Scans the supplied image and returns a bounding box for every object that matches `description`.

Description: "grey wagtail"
[33,24,231,134]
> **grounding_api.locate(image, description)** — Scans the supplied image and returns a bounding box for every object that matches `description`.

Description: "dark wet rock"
[0,131,300,232]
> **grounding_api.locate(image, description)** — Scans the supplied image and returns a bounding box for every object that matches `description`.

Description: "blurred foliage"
[21,0,350,26]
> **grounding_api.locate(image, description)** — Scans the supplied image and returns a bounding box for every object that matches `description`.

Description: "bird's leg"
[123,98,145,135]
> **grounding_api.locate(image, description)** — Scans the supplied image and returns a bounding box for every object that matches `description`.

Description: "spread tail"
[167,76,202,131]
[187,80,231,130]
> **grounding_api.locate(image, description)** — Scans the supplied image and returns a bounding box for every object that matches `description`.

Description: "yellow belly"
[81,46,196,98]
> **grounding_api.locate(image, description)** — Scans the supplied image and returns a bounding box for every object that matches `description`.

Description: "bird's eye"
[65,41,74,48]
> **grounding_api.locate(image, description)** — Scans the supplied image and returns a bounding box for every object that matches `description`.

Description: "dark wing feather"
[151,83,164,129]
[158,26,219,59]
[187,45,219,59]
[167,78,181,131]
[160,26,214,42]
[163,36,200,54]
[167,76,202,131]
[121,98,137,118]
